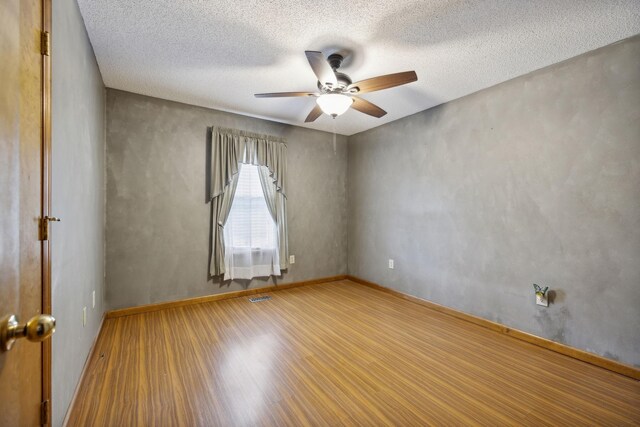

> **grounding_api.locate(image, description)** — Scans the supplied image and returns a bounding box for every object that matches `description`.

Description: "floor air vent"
[249,295,272,303]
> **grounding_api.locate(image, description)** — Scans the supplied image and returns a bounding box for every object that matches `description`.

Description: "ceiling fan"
[255,51,418,122]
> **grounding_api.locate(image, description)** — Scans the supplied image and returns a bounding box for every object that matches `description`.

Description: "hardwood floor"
[67,280,640,426]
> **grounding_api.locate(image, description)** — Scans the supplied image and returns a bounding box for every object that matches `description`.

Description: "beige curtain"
[209,127,288,276]
[210,167,240,276]
[257,166,288,270]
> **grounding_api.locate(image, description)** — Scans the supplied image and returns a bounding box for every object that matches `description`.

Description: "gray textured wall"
[106,89,347,309]
[348,36,640,367]
[51,0,106,426]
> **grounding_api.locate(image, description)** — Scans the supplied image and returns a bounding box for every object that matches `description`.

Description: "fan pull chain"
[332,117,337,155]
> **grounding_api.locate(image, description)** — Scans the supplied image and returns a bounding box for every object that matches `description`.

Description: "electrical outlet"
[82,307,87,327]
[289,255,295,264]
[92,290,95,309]
[388,259,394,269]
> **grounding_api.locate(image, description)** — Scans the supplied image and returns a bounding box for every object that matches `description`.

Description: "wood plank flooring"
[67,280,640,426]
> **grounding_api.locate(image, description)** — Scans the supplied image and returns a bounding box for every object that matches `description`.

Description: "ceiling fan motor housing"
[317,53,353,92]
[318,73,352,92]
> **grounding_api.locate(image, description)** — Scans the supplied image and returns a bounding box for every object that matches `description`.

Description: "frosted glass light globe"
[316,94,353,117]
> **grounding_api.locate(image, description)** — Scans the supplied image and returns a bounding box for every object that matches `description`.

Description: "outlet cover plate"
[388,259,394,269]
[289,255,295,264]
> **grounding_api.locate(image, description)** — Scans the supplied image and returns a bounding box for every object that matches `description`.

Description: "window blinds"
[226,164,277,249]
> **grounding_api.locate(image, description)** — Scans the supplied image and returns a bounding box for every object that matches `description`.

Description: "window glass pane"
[227,164,276,249]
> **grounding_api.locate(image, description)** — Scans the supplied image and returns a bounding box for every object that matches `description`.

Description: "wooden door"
[0,0,52,425]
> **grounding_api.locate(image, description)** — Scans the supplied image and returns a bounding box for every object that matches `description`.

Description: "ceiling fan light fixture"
[316,93,353,117]
[255,51,416,123]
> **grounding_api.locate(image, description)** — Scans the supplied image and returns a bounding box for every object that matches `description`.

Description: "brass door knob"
[0,314,56,351]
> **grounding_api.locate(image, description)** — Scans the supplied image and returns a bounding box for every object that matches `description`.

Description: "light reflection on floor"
[220,333,278,424]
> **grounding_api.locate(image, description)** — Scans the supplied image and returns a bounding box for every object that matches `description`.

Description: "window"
[226,164,276,249]
[223,164,280,280]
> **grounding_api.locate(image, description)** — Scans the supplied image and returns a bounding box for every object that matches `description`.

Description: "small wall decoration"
[533,284,549,307]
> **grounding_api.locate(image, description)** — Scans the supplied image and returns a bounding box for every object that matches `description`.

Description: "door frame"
[41,0,52,423]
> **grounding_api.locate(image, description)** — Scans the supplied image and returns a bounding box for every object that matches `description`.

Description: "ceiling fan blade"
[305,51,338,87]
[351,96,387,118]
[254,92,316,98]
[304,104,323,122]
[348,71,417,94]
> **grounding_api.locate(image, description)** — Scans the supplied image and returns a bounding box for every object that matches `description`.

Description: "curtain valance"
[209,127,287,201]
[209,126,289,277]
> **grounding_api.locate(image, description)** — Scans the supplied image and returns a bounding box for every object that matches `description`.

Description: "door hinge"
[39,216,60,241]
[41,31,50,56]
[39,217,48,241]
[40,399,50,425]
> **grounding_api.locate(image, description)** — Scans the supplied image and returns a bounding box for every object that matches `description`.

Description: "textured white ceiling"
[76,0,640,136]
